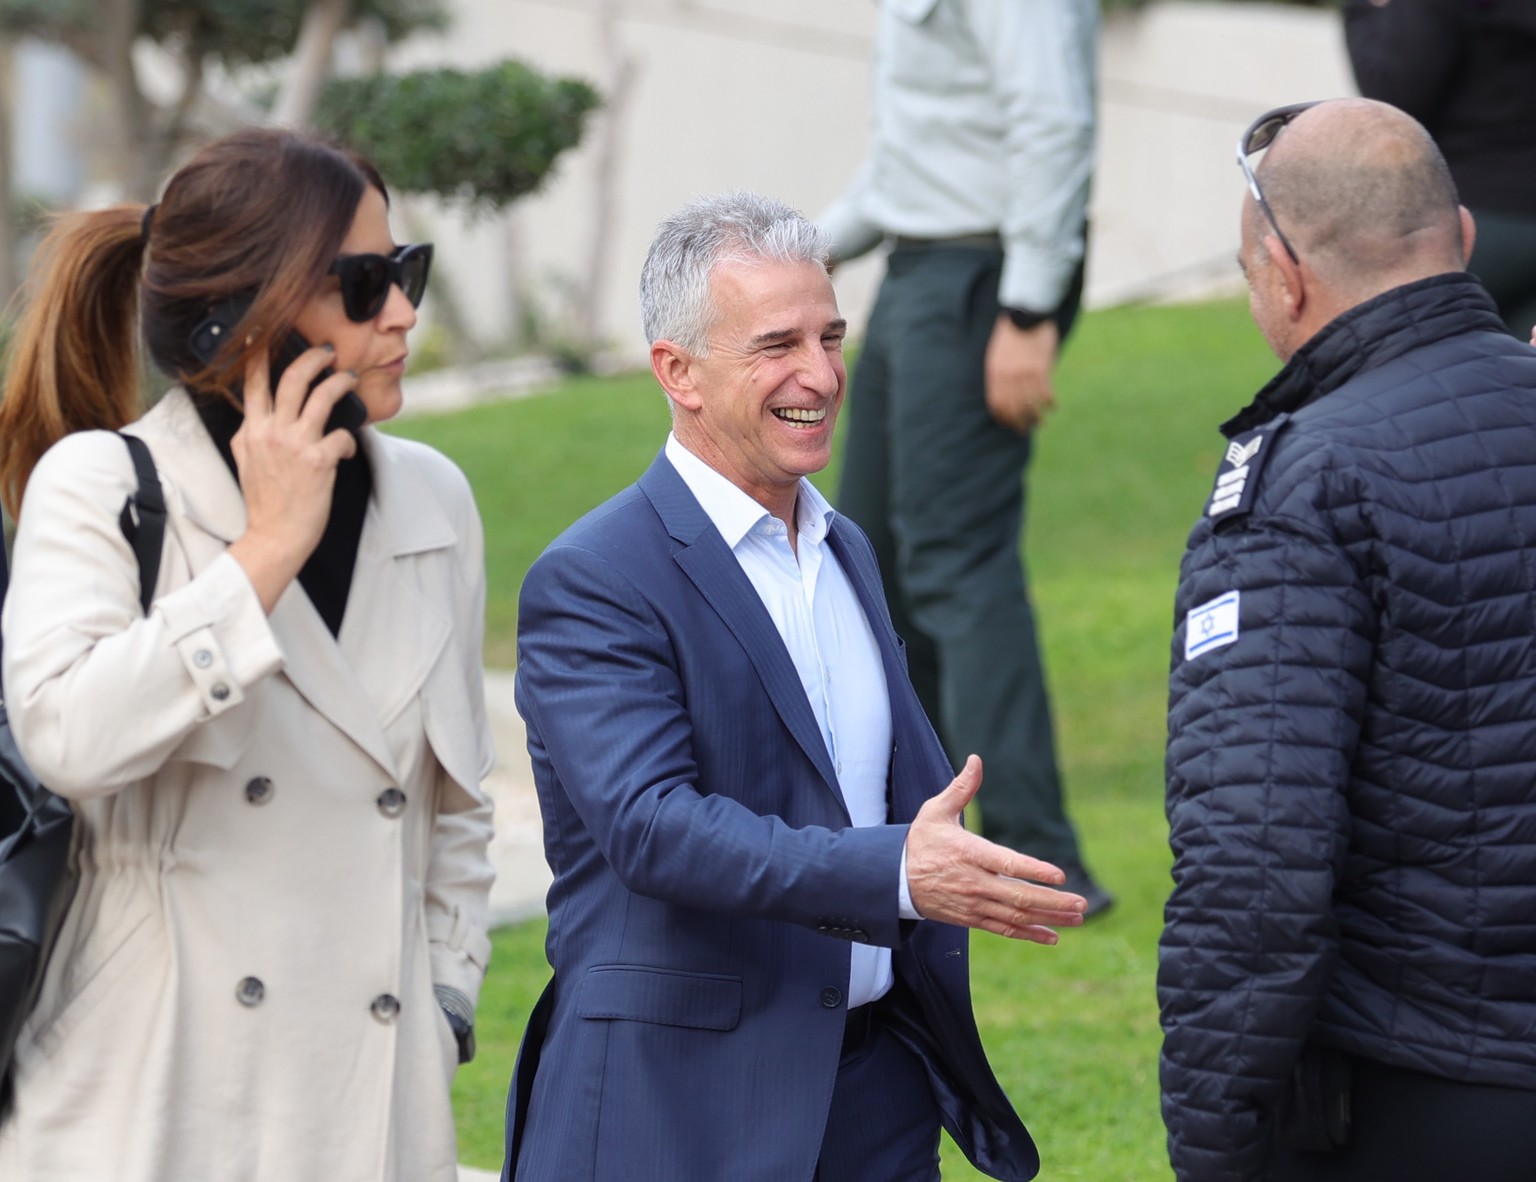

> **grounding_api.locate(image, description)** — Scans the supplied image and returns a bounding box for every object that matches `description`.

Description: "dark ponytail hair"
[0,128,386,517]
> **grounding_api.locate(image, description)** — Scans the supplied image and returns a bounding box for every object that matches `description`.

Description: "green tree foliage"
[0,0,446,68]
[314,61,602,211]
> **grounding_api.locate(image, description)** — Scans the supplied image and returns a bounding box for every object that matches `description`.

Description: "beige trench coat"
[0,389,495,1182]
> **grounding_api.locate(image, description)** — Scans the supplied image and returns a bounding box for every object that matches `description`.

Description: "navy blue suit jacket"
[504,454,1038,1181]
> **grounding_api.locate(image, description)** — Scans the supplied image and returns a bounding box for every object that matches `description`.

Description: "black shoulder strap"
[116,434,166,616]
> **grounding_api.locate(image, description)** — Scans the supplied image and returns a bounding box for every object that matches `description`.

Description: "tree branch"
[271,0,351,129]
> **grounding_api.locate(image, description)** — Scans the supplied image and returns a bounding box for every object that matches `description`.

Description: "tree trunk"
[0,43,17,305]
[100,0,156,201]
[272,0,352,129]
[401,202,480,365]
[579,0,636,361]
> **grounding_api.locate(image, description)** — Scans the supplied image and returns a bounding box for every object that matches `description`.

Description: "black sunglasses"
[1236,101,1321,265]
[328,242,433,322]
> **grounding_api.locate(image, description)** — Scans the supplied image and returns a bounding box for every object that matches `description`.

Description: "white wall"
[1095,2,1356,303]
[11,42,87,202]
[9,2,1357,361]
[386,0,885,360]
[385,0,1357,363]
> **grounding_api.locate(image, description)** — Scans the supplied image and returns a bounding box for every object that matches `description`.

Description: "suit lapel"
[337,432,453,742]
[826,516,907,708]
[639,455,844,811]
[825,516,941,825]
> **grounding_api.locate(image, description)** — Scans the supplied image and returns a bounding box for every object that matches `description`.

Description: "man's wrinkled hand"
[905,755,1086,942]
[984,315,1059,435]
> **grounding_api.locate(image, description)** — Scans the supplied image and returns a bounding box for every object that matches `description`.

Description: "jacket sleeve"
[516,541,912,947]
[967,0,1096,313]
[1344,0,1463,120]
[424,479,495,1006]
[3,431,282,797]
[817,157,889,268]
[1159,511,1375,1182]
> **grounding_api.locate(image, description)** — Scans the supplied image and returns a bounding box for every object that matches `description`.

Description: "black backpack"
[0,433,164,1118]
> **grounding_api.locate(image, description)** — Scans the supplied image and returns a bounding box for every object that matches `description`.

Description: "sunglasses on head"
[329,242,434,322]
[1236,101,1321,265]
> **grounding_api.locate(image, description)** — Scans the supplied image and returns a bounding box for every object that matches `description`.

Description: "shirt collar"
[664,433,836,550]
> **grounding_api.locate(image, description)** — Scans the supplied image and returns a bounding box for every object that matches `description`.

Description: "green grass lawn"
[390,296,1278,1179]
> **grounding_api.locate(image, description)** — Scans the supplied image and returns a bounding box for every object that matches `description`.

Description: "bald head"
[1249,99,1466,299]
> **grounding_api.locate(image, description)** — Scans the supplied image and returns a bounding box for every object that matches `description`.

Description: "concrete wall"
[387,0,1357,363]
[6,2,1359,361]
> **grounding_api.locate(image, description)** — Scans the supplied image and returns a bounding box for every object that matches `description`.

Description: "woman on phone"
[0,128,494,1181]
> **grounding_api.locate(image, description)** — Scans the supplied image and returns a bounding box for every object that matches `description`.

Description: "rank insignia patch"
[1206,414,1290,523]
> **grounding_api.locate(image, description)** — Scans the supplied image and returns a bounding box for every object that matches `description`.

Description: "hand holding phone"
[198,297,366,615]
[188,295,368,437]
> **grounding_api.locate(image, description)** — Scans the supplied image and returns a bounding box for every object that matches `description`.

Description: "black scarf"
[194,395,371,638]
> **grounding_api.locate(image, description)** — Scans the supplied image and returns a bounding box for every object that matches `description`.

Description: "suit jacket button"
[371,993,401,1023]
[376,787,407,818]
[244,776,274,806]
[820,986,842,1009]
[236,976,265,1007]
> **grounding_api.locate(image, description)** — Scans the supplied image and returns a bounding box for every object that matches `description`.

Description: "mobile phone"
[187,295,368,437]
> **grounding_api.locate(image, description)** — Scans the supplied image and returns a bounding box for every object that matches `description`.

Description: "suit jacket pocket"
[576,964,742,1031]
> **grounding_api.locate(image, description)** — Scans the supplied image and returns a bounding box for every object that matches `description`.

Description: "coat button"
[244,776,274,806]
[376,787,407,818]
[211,683,230,701]
[371,993,401,1023]
[820,986,842,1009]
[193,649,213,668]
[236,976,265,1007]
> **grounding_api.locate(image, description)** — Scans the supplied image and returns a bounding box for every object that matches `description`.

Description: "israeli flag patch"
[1185,591,1241,660]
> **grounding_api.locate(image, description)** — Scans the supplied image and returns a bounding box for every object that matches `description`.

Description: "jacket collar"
[129,388,455,558]
[127,388,458,778]
[1221,271,1507,439]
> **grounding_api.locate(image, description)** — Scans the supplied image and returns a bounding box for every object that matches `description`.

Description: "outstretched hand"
[905,755,1086,943]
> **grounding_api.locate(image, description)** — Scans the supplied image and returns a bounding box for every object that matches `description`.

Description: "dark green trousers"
[837,241,1084,863]
[1469,207,1536,340]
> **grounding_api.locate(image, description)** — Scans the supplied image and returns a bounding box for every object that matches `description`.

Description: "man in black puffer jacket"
[1161,98,1536,1182]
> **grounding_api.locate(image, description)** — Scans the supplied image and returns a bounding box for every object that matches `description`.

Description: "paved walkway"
[479,668,554,927]
[398,365,558,927]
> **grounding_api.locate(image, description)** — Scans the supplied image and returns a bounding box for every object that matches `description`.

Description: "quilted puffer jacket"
[1159,272,1536,1182]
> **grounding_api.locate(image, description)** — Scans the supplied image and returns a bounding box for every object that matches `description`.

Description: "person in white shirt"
[819,0,1109,914]
[503,191,1086,1182]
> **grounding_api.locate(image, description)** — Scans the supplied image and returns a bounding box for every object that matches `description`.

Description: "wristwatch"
[1005,306,1053,331]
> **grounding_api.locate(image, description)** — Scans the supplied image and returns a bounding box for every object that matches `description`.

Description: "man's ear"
[1459,205,1477,265]
[651,339,702,414]
[1263,233,1307,322]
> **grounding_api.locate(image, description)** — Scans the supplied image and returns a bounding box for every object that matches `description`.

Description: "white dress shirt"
[817,0,1098,313]
[666,435,915,1007]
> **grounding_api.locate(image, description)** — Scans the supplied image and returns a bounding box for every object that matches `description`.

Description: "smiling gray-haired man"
[1161,98,1536,1182]
[501,191,1086,1182]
